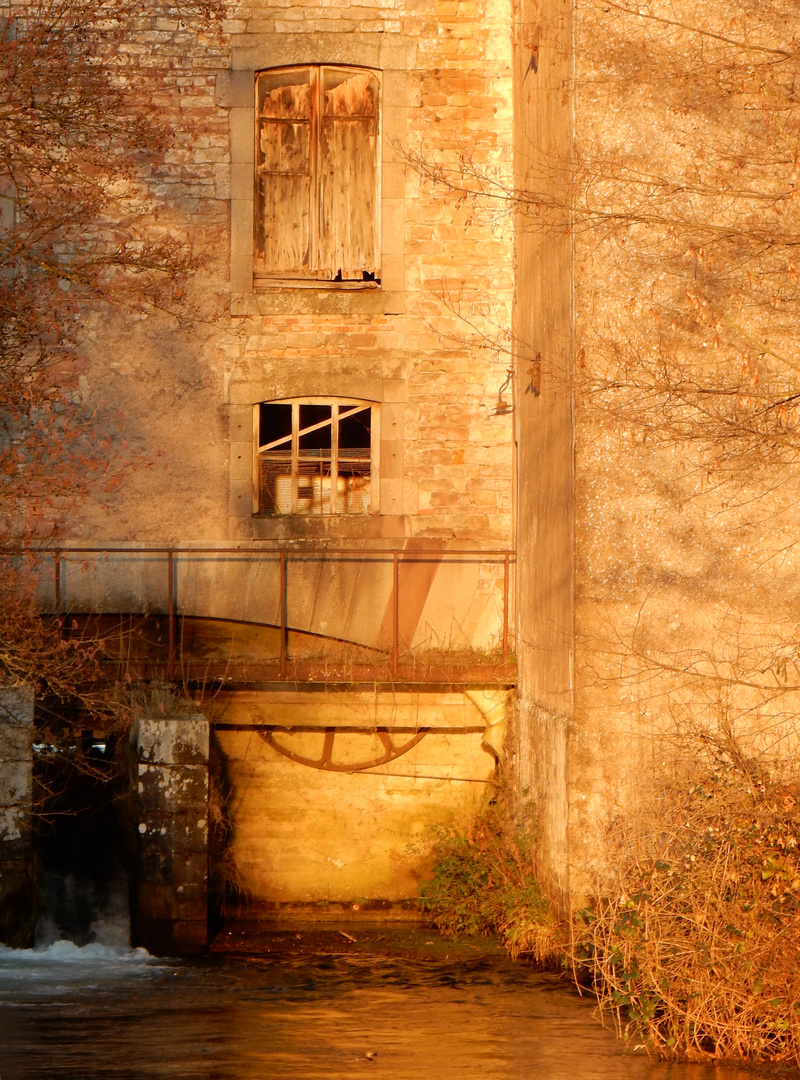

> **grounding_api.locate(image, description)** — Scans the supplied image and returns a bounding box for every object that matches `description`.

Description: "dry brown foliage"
[0,0,223,737]
[574,737,800,1063]
[0,0,223,536]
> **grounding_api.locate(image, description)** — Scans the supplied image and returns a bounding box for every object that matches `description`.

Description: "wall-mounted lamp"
[492,369,513,416]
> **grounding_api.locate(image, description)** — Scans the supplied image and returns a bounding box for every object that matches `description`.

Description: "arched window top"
[255,398,377,516]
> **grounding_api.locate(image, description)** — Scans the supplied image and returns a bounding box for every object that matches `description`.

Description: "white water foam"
[0,940,164,1002]
[35,869,132,950]
[2,940,153,963]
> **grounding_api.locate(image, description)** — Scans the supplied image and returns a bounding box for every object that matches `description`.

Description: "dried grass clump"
[575,752,800,1064]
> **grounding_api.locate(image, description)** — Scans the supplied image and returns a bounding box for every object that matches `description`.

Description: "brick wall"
[71,0,515,552]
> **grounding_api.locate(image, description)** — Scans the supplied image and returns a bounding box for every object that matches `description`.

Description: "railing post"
[167,550,175,681]
[502,551,510,664]
[392,551,399,680]
[54,550,61,616]
[279,550,287,679]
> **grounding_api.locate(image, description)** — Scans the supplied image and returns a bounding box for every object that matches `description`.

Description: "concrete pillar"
[132,715,209,955]
[513,0,574,911]
[0,688,34,945]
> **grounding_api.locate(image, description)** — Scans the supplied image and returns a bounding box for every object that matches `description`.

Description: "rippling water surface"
[0,931,781,1080]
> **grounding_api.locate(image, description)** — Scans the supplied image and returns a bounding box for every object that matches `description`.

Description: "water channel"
[0,925,786,1080]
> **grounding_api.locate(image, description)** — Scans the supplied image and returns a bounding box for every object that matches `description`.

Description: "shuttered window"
[255,66,380,284]
[256,399,376,515]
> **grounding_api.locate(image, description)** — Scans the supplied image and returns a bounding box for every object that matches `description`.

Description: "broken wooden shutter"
[319,67,380,281]
[255,66,380,282]
[255,68,313,276]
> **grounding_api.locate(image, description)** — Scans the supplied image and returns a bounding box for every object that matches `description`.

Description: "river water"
[0,928,783,1080]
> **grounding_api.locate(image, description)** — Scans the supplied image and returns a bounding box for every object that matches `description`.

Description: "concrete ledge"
[135,716,210,765]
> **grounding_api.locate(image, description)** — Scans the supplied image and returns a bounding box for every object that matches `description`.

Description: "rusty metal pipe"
[392,551,399,680]
[280,550,287,678]
[167,550,175,681]
[503,551,510,663]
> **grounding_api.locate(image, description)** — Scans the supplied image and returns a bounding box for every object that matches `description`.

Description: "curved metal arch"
[258,726,430,772]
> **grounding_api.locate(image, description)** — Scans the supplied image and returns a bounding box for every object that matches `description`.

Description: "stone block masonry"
[132,716,209,955]
[57,0,520,921]
[71,0,516,551]
[0,689,34,946]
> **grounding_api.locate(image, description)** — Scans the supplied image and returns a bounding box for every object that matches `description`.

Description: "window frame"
[253,397,380,517]
[224,31,409,317]
[254,64,381,288]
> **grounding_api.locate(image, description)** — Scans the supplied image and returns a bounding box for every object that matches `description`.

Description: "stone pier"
[132,714,209,955]
[0,688,34,945]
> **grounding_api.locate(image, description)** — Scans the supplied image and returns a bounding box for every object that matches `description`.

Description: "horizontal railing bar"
[12,545,515,559]
[214,724,487,733]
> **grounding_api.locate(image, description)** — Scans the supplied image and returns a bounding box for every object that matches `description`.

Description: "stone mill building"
[5,0,791,952]
[26,0,526,950]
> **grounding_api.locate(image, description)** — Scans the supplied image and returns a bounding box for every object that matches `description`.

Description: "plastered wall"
[512,0,573,909]
[512,0,800,905]
[212,689,502,907]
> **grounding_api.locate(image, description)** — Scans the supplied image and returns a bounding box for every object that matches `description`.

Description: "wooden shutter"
[319,68,380,281]
[255,68,313,276]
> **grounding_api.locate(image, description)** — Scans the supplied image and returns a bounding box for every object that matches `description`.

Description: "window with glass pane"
[257,400,373,515]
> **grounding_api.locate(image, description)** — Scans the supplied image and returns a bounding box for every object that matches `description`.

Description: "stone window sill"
[231,289,404,317]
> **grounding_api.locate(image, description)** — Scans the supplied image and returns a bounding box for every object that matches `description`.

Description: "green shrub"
[418,805,559,962]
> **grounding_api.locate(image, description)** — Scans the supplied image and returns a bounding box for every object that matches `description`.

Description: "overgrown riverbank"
[419,739,800,1067]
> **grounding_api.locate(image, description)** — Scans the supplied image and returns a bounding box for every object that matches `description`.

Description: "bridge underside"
[41,612,514,942]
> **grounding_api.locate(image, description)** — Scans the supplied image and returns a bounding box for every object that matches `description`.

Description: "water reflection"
[0,935,779,1080]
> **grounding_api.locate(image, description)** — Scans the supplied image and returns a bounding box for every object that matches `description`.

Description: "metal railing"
[30,544,516,685]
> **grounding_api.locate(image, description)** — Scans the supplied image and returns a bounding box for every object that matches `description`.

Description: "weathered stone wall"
[213,689,502,910]
[0,689,33,846]
[132,715,209,954]
[0,689,34,945]
[42,0,791,916]
[48,0,521,926]
[66,0,515,555]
